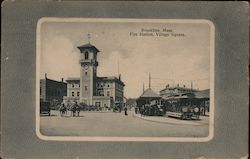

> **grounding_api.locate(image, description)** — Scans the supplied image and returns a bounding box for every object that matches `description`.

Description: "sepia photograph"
[36,18,214,141]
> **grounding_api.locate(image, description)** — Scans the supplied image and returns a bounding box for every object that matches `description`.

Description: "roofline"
[65,77,125,86]
[66,78,80,82]
[77,44,100,53]
[40,78,67,84]
[97,77,125,86]
[159,87,199,92]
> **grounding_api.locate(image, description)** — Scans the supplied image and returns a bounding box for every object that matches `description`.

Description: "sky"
[39,20,212,98]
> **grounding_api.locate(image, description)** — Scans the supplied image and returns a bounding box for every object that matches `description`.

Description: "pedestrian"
[59,103,67,117]
[124,106,128,116]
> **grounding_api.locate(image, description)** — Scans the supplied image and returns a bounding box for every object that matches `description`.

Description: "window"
[77,92,80,97]
[85,51,89,60]
[107,91,110,97]
[72,91,75,97]
[99,90,104,96]
[85,72,87,76]
[107,84,109,87]
[72,84,74,88]
[85,86,88,91]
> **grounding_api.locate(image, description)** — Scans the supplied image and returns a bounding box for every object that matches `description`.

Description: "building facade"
[159,84,210,116]
[194,89,210,116]
[159,84,197,98]
[63,42,125,110]
[40,75,67,105]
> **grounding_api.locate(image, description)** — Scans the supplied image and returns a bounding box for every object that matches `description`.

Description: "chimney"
[61,78,64,82]
[45,73,47,79]
[184,85,186,88]
[118,74,121,80]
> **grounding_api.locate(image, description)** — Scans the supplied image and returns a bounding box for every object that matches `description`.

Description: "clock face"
[84,64,89,70]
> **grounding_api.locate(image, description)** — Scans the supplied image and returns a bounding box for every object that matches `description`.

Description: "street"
[40,110,209,137]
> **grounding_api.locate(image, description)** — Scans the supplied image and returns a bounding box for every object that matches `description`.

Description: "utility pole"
[191,81,193,90]
[87,32,91,44]
[149,73,151,89]
[143,83,145,93]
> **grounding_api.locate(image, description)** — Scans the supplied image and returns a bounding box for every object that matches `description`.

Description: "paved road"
[40,110,209,137]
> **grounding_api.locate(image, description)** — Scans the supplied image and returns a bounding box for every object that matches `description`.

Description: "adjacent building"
[159,84,210,116]
[40,74,67,105]
[194,89,210,116]
[63,42,125,110]
[136,88,161,108]
[160,84,197,98]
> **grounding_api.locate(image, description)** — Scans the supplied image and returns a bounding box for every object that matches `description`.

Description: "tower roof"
[77,43,100,53]
[140,88,160,98]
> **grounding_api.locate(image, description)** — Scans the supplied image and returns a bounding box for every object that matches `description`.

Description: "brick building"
[40,74,67,105]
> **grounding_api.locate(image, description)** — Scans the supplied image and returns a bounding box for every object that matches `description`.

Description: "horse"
[71,104,81,117]
[59,104,67,117]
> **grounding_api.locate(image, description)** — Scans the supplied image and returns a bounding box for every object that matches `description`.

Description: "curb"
[132,113,204,126]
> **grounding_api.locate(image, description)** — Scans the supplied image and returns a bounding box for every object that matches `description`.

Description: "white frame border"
[36,18,215,142]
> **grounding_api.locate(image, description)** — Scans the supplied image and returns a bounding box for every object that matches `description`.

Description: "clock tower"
[77,42,100,105]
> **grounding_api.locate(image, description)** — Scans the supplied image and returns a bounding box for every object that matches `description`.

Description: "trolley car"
[140,99,166,116]
[164,93,201,120]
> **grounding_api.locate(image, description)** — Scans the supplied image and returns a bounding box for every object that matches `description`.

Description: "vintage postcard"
[36,18,214,142]
[2,2,248,159]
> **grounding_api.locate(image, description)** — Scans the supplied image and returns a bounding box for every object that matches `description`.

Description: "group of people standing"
[59,101,81,117]
[59,102,129,117]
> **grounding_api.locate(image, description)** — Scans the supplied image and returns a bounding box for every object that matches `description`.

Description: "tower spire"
[117,59,120,77]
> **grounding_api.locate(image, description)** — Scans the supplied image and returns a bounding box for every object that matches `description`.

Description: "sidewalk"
[133,113,209,126]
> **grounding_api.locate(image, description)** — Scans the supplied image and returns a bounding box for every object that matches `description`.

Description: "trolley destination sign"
[37,18,214,141]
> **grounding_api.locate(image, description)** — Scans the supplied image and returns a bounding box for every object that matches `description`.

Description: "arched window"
[85,51,89,60]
